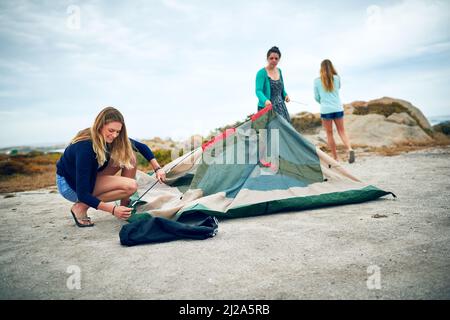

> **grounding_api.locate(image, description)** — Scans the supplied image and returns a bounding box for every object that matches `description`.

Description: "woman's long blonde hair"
[320,59,338,92]
[71,107,134,169]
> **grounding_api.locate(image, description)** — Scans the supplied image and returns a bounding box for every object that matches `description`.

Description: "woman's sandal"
[70,210,94,227]
[349,150,355,164]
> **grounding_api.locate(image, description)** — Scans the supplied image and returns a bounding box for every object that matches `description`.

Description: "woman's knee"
[124,179,138,195]
[324,126,334,135]
[326,129,334,136]
[334,119,345,131]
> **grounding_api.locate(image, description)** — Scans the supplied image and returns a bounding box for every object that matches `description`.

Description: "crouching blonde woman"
[314,59,355,163]
[56,107,166,227]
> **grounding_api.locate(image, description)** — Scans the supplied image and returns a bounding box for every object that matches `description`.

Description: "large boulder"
[352,97,432,132]
[343,114,432,147]
[298,97,436,148]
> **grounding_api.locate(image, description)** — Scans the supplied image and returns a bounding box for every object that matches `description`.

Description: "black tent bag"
[119,213,218,246]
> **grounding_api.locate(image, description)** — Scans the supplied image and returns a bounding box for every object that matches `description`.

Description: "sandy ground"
[0,147,449,300]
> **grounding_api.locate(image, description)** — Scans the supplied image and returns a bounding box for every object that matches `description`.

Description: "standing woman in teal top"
[314,59,355,163]
[255,46,291,122]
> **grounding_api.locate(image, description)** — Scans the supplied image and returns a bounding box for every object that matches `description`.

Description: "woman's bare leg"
[71,175,138,222]
[93,175,138,202]
[334,118,355,163]
[93,152,137,206]
[334,118,352,151]
[71,155,138,223]
[119,153,137,206]
[322,119,338,160]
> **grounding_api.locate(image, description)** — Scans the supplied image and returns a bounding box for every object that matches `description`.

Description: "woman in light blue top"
[314,59,354,163]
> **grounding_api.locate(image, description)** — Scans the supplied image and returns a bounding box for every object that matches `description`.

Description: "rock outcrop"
[342,113,432,147]
[351,97,432,132]
[296,97,436,148]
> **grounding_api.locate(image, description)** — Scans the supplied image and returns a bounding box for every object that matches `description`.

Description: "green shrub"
[433,121,450,136]
[27,150,45,157]
[291,113,322,134]
[136,149,174,169]
[136,153,148,168]
[0,160,28,175]
[153,149,173,166]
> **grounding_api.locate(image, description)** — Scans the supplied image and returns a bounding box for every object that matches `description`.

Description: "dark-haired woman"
[255,46,291,122]
[314,59,355,163]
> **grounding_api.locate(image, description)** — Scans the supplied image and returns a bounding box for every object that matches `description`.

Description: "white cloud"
[162,0,196,14]
[333,0,450,67]
[0,0,449,148]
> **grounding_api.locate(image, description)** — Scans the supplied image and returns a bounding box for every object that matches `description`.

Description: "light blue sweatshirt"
[314,75,343,114]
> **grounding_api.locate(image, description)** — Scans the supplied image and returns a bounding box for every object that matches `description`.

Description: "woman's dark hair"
[267,46,281,59]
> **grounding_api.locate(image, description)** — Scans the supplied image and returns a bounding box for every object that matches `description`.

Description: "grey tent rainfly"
[119,105,395,246]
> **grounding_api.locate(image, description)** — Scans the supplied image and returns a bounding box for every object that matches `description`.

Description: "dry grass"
[0,153,60,193]
[0,166,154,194]
[0,152,162,194]
[0,165,57,193]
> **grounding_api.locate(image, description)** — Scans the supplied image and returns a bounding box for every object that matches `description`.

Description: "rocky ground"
[0,146,449,299]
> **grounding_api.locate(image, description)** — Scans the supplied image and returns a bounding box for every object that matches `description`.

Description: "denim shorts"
[56,174,78,203]
[321,111,344,120]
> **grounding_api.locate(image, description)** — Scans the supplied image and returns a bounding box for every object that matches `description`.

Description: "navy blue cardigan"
[56,138,154,209]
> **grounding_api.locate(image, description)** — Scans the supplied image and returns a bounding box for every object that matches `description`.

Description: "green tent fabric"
[129,105,394,222]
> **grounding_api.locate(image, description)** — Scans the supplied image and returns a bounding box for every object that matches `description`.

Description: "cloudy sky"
[0,0,449,148]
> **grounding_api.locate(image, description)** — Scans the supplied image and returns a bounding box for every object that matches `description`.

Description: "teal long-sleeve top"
[255,67,288,110]
[314,75,343,114]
